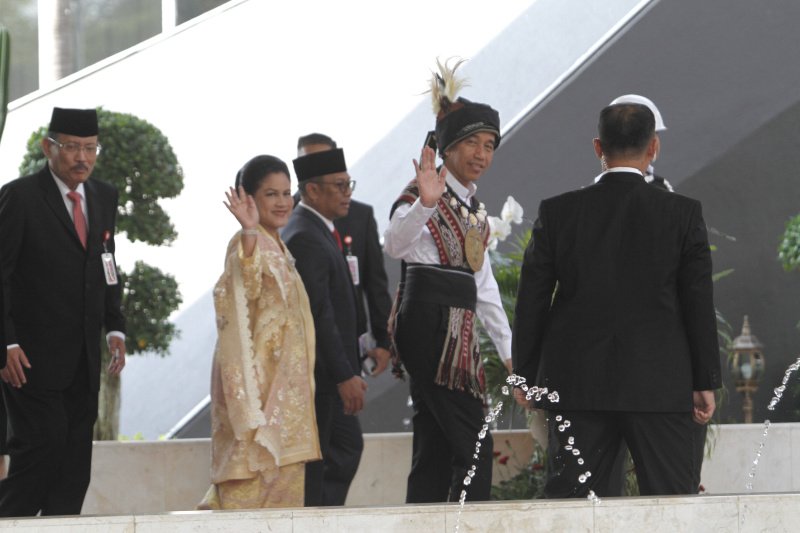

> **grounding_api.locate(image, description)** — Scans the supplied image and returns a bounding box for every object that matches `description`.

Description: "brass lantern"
[729,315,765,423]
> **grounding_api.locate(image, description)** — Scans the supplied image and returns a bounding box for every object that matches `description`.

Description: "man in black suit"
[512,103,720,497]
[595,95,708,495]
[283,148,366,506]
[0,107,126,516]
[296,133,392,375]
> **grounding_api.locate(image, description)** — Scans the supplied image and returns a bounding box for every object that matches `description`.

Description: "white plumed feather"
[428,57,468,115]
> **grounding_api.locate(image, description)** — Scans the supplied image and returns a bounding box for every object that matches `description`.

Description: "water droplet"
[402,418,411,427]
[572,449,581,456]
[578,458,585,465]
[585,471,592,478]
[578,475,587,483]
[556,415,563,421]
[478,430,487,439]
[463,476,472,486]
[564,445,573,451]
[563,420,571,428]
[568,436,575,445]
[558,425,565,432]
[407,396,413,407]
[468,470,475,478]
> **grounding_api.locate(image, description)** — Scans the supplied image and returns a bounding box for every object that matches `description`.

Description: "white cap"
[609,94,667,132]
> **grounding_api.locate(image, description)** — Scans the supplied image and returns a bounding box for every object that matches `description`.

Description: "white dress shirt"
[52,169,88,227]
[384,171,512,361]
[297,201,336,231]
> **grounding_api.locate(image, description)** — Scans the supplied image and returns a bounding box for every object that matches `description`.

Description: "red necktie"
[67,191,88,249]
[332,228,343,251]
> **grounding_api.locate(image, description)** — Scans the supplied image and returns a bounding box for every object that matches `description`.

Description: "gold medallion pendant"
[464,227,485,271]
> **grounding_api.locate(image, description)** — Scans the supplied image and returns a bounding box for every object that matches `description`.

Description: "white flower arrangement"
[501,196,524,225]
[487,196,525,251]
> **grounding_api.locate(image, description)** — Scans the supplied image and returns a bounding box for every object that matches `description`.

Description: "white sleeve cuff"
[106,331,126,342]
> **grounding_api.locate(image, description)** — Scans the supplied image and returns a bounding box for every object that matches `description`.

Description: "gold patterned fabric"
[198,227,321,510]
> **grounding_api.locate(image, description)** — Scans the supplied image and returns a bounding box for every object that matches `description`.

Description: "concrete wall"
[81,424,800,516]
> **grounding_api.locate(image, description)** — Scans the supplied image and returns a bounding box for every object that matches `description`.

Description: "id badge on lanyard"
[343,234,359,286]
[101,230,118,285]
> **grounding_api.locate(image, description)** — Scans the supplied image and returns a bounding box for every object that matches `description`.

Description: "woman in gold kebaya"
[199,155,320,509]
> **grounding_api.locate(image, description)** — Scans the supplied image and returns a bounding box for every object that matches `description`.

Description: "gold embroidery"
[201,229,321,510]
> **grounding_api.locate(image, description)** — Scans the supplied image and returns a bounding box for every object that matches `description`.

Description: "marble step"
[1,493,799,532]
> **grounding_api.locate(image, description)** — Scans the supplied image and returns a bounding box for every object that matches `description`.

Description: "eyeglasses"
[317,179,356,193]
[48,137,102,156]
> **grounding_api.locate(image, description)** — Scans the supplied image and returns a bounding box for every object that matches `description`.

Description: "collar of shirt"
[50,167,87,199]
[444,169,477,204]
[298,201,335,231]
[50,167,88,225]
[593,166,645,184]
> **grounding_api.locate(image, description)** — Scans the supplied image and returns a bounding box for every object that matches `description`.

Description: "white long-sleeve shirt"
[384,172,512,361]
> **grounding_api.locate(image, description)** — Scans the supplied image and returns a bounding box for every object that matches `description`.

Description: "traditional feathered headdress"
[424,58,501,156]
[429,57,468,118]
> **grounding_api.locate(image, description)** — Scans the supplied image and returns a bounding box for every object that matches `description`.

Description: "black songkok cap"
[435,97,500,156]
[49,107,98,137]
[292,148,347,182]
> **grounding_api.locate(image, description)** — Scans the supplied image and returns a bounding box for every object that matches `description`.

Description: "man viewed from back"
[513,103,720,497]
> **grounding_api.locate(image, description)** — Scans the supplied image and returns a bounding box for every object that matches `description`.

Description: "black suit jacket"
[282,205,360,394]
[512,171,721,412]
[0,167,125,391]
[334,200,392,350]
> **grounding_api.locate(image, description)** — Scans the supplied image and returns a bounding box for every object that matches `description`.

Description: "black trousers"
[396,295,492,503]
[606,420,708,496]
[544,410,697,498]
[304,392,363,506]
[0,393,8,455]
[0,356,97,517]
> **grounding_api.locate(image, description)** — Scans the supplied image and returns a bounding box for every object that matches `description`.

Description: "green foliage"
[712,268,734,283]
[120,261,182,356]
[0,25,9,143]
[491,442,547,500]
[480,229,531,423]
[19,108,183,245]
[117,432,146,441]
[778,214,800,272]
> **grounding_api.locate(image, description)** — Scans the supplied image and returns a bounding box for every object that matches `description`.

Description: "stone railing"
[83,423,800,515]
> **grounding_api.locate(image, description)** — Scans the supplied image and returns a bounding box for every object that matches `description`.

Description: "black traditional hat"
[292,148,347,182]
[435,97,500,155]
[428,59,500,156]
[49,107,98,137]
